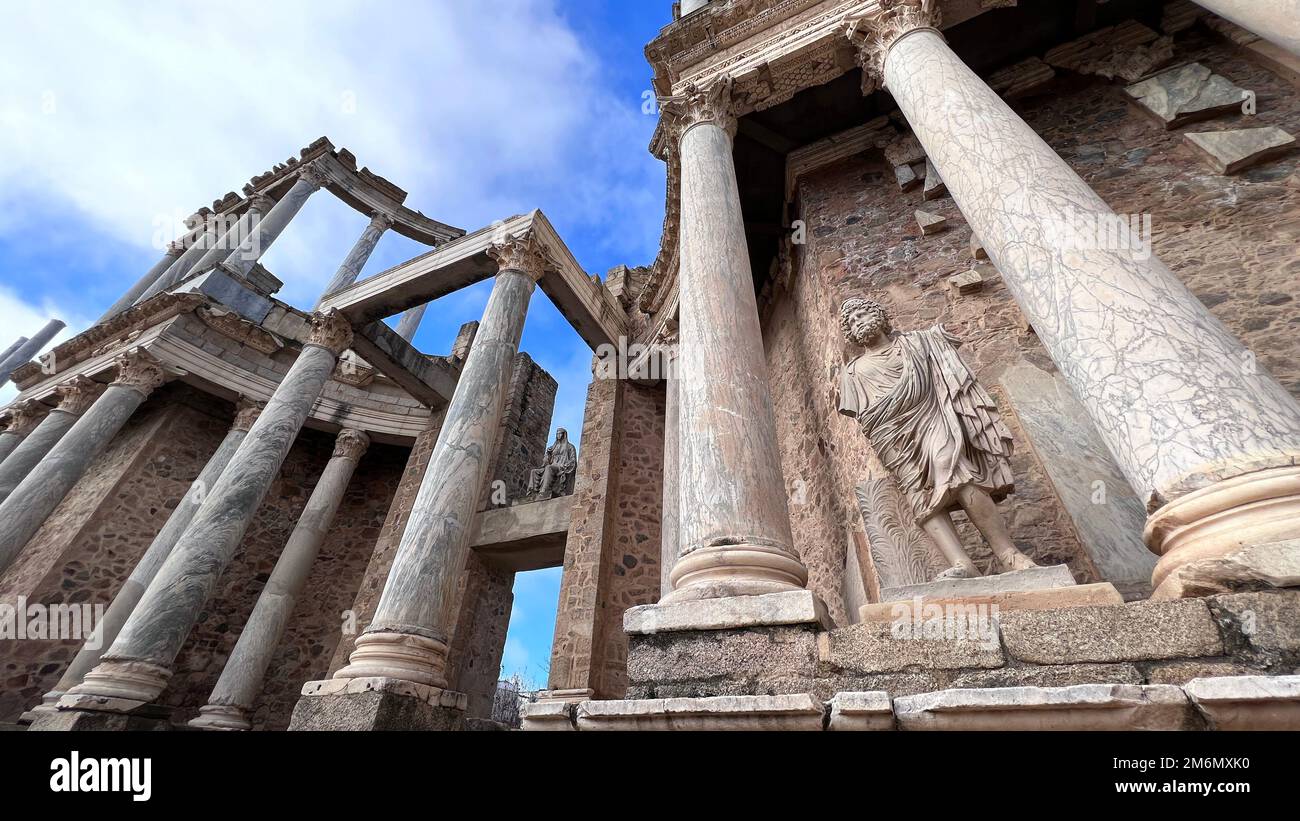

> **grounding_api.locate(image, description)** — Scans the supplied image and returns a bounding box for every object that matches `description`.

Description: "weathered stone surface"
[1125,63,1250,129]
[915,209,947,235]
[627,625,818,695]
[1156,541,1300,599]
[813,673,945,701]
[1184,126,1296,174]
[1000,600,1224,664]
[624,589,830,634]
[945,268,985,295]
[895,684,1197,730]
[520,700,576,732]
[289,678,466,731]
[922,158,947,200]
[894,163,920,191]
[826,691,895,731]
[28,707,173,732]
[1183,674,1300,731]
[861,583,1124,623]
[950,663,1143,690]
[575,693,825,731]
[1208,590,1300,654]
[880,564,1074,603]
[820,621,1004,675]
[1142,660,1260,685]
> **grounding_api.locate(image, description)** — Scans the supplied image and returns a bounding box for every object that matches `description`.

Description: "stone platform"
[863,565,1123,622]
[288,677,467,731]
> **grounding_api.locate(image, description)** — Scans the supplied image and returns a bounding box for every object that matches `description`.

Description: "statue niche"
[837,296,1039,581]
[526,427,577,501]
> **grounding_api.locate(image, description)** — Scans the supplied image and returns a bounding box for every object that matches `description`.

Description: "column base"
[18,691,63,723]
[27,701,173,732]
[332,630,449,688]
[188,704,252,731]
[1146,465,1300,596]
[288,677,467,731]
[65,658,172,709]
[662,544,809,604]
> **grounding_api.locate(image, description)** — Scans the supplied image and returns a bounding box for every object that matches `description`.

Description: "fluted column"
[223,165,327,279]
[316,213,393,308]
[856,2,1300,595]
[394,304,428,342]
[333,232,542,688]
[63,312,353,709]
[0,350,169,575]
[0,400,47,466]
[29,399,262,713]
[136,218,222,304]
[97,242,186,323]
[1191,0,1300,56]
[190,428,370,730]
[188,193,276,279]
[0,376,101,504]
[659,76,807,604]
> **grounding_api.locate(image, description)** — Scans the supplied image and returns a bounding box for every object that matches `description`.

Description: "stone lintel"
[624,590,831,635]
[471,495,573,572]
[350,320,457,409]
[1183,675,1300,731]
[894,684,1198,731]
[826,692,895,731]
[574,694,825,732]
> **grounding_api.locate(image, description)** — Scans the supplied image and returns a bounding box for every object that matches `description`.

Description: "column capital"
[297,162,329,192]
[165,239,188,256]
[248,193,277,215]
[306,309,354,355]
[845,0,943,86]
[333,428,371,461]
[660,75,739,142]
[111,349,169,398]
[54,375,103,416]
[368,212,395,232]
[487,230,549,281]
[4,399,48,436]
[231,397,265,432]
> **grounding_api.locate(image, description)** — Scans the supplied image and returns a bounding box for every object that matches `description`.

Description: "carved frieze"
[197,306,285,355]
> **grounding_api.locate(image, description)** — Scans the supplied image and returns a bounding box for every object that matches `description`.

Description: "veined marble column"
[660,354,680,599]
[64,312,353,709]
[660,76,807,603]
[394,304,428,342]
[224,165,327,279]
[0,376,101,504]
[0,400,47,466]
[315,213,393,308]
[0,338,28,370]
[1191,0,1300,56]
[136,219,222,304]
[333,233,542,688]
[0,350,168,575]
[188,194,276,279]
[190,428,369,730]
[858,4,1300,595]
[97,242,186,323]
[0,320,66,386]
[29,399,262,713]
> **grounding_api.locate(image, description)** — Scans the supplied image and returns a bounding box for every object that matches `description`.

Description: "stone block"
[288,678,466,731]
[627,625,818,694]
[1124,62,1251,129]
[28,706,173,732]
[922,158,947,200]
[950,662,1143,690]
[820,620,1004,675]
[624,589,830,635]
[826,691,895,731]
[915,209,947,235]
[860,583,1124,624]
[1183,675,1300,731]
[813,672,946,701]
[895,684,1198,731]
[880,564,1074,603]
[946,269,985,296]
[575,694,825,731]
[894,163,920,191]
[1184,126,1296,174]
[520,700,576,732]
[999,599,1223,664]
[970,234,987,260]
[1143,660,1260,685]
[1155,540,1300,599]
[1209,590,1300,654]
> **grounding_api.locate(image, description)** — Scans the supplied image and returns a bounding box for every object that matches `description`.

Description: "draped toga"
[838,326,1014,523]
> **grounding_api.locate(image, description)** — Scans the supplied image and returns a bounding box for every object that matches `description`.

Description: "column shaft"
[224,168,325,278]
[137,222,220,304]
[0,320,66,386]
[315,213,392,308]
[0,377,100,504]
[98,245,184,323]
[0,351,167,575]
[1192,0,1300,56]
[660,369,680,598]
[66,313,353,707]
[190,428,369,729]
[394,304,428,342]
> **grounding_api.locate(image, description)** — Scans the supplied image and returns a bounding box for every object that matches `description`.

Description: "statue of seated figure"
[527,428,577,501]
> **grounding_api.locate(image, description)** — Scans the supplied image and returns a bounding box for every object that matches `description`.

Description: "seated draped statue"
[836,296,1038,580]
[527,428,577,501]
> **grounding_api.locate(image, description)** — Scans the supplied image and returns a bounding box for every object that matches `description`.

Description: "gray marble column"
[136,219,222,304]
[97,243,185,323]
[1191,0,1300,56]
[0,400,47,466]
[29,399,262,713]
[333,233,542,688]
[188,194,275,279]
[394,303,428,342]
[861,7,1300,594]
[0,338,28,369]
[0,350,168,575]
[660,359,680,599]
[190,428,369,730]
[64,312,353,709]
[224,166,327,279]
[315,213,393,309]
[659,77,807,604]
[0,376,101,505]
[0,320,66,386]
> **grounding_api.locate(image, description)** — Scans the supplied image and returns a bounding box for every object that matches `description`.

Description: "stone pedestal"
[287,678,466,731]
[27,701,174,733]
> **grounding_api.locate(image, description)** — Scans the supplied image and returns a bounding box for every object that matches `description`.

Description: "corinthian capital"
[488,230,549,281]
[660,75,739,142]
[4,400,49,436]
[307,309,354,355]
[55,375,103,416]
[231,396,264,432]
[297,162,329,191]
[368,212,395,233]
[248,193,277,215]
[112,349,169,397]
[333,428,371,461]
[846,0,942,85]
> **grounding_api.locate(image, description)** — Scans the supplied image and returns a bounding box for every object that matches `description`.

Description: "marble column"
[223,165,327,279]
[29,399,262,713]
[660,354,680,599]
[394,303,428,342]
[333,233,542,688]
[1191,0,1300,56]
[64,312,353,709]
[315,213,393,308]
[190,428,369,730]
[0,376,101,505]
[136,219,222,304]
[0,400,47,466]
[857,5,1300,595]
[0,338,28,370]
[0,349,168,575]
[188,194,276,278]
[0,320,66,386]
[659,76,807,603]
[97,242,185,323]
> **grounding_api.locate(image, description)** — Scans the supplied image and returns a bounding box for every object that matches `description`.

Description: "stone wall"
[761,30,1300,620]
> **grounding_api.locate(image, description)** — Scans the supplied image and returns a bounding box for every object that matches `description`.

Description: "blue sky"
[0,0,673,691]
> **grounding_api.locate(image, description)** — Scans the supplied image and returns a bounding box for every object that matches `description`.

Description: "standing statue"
[527,428,577,501]
[837,296,1038,580]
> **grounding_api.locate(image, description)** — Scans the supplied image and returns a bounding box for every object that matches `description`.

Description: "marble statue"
[528,428,577,501]
[837,296,1038,580]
